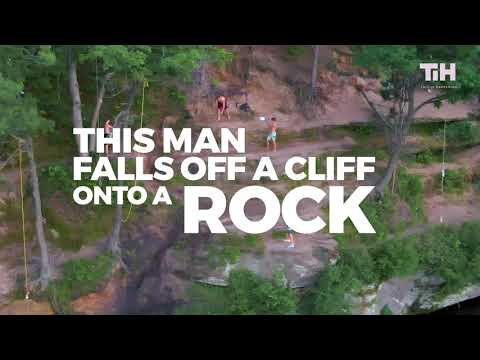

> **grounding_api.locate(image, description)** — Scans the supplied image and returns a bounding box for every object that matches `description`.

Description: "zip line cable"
[18,140,29,301]
[440,118,447,224]
[122,79,148,223]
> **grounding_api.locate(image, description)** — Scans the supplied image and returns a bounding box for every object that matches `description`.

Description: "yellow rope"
[122,79,148,223]
[18,140,29,301]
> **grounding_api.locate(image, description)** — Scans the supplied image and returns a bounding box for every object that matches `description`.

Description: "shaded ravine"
[113,207,186,315]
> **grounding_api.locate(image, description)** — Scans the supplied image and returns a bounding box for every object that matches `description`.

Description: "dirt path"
[409,145,480,177]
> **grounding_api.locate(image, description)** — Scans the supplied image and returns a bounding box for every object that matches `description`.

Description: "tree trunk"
[25,137,52,290]
[68,54,86,156]
[374,145,402,196]
[311,45,320,97]
[89,72,114,153]
[107,81,139,256]
[108,191,123,257]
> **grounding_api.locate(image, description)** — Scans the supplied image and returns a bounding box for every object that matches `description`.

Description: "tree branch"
[357,88,393,129]
[414,94,448,114]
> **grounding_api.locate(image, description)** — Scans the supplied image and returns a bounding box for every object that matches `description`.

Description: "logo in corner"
[420,63,459,90]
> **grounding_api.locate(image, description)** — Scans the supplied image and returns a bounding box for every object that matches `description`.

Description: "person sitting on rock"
[216,95,230,121]
[267,117,278,152]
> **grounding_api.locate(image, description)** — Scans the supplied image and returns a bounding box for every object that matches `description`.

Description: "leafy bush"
[272,230,290,239]
[286,46,307,59]
[40,161,108,196]
[396,167,425,221]
[47,254,115,314]
[443,121,478,145]
[381,305,394,315]
[167,86,187,109]
[359,195,396,241]
[414,222,480,298]
[176,283,229,315]
[371,237,420,281]
[415,149,434,164]
[40,163,74,194]
[303,263,357,315]
[440,168,469,194]
[226,270,297,315]
[339,246,379,285]
[178,270,297,315]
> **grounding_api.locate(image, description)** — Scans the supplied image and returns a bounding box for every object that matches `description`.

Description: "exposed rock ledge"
[354,273,480,315]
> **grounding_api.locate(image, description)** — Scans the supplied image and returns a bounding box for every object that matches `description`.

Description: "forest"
[0,45,480,315]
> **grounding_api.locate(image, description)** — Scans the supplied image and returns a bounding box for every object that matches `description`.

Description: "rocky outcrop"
[353,274,480,315]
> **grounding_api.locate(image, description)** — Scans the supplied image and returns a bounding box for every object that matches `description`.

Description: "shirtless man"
[216,95,229,121]
[283,227,296,249]
[267,117,277,152]
[104,119,113,155]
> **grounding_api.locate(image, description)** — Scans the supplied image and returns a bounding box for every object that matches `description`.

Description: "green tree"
[57,45,152,155]
[94,46,232,258]
[0,45,56,289]
[353,45,480,195]
[225,270,297,315]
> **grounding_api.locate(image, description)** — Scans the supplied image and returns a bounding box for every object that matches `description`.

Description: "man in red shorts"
[216,95,230,121]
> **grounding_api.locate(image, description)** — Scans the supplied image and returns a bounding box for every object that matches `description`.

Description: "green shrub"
[381,305,394,315]
[226,270,297,315]
[440,168,469,194]
[339,246,379,285]
[167,86,187,108]
[443,121,478,145]
[371,236,420,281]
[272,230,290,239]
[178,270,297,315]
[40,163,73,194]
[303,263,357,315]
[286,46,307,59]
[396,167,425,221]
[243,234,262,248]
[176,283,229,315]
[359,195,396,241]
[47,254,115,314]
[415,222,480,298]
[416,149,434,164]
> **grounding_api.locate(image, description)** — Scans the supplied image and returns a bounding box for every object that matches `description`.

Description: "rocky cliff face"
[353,274,480,315]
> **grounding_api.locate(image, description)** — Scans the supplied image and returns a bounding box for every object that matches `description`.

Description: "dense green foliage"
[305,221,480,314]
[418,222,480,297]
[415,149,434,164]
[444,120,479,145]
[354,46,480,101]
[47,254,115,314]
[285,46,308,59]
[381,305,394,315]
[0,46,55,138]
[371,236,420,281]
[396,167,425,221]
[177,270,297,315]
[438,168,470,194]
